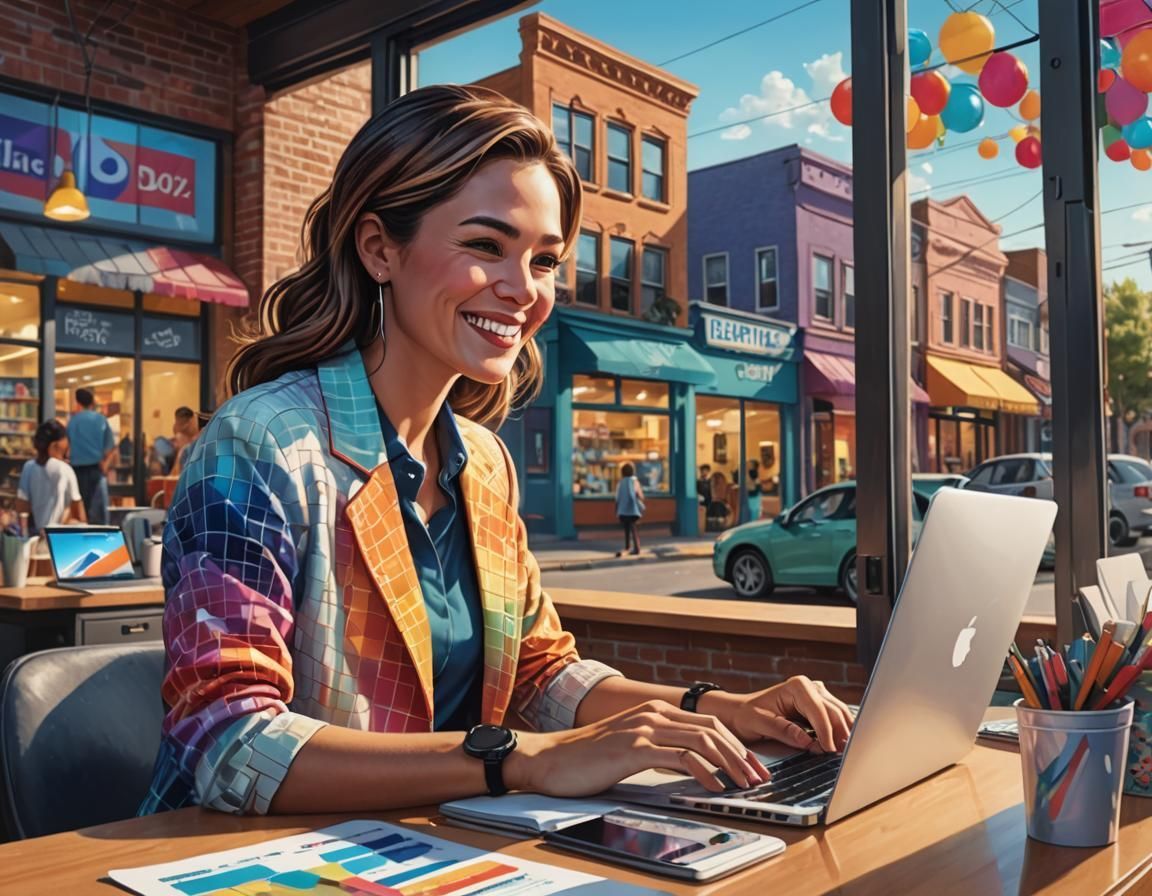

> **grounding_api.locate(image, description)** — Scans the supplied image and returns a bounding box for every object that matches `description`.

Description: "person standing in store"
[614,462,645,557]
[696,464,712,509]
[170,406,202,477]
[67,388,116,525]
[15,419,86,534]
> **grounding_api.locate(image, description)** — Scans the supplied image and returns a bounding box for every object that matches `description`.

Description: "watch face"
[467,724,512,752]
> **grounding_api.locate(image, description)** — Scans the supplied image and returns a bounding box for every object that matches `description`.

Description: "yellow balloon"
[978,138,999,159]
[907,114,941,150]
[1018,89,1041,121]
[939,11,995,74]
[906,96,921,132]
[1009,124,1029,143]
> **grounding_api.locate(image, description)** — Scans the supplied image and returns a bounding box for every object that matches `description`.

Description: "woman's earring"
[375,276,386,347]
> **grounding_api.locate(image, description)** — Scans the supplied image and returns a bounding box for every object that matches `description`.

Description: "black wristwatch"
[463,724,518,796]
[681,681,725,713]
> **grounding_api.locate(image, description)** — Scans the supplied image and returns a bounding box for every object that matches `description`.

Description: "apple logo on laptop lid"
[953,616,978,668]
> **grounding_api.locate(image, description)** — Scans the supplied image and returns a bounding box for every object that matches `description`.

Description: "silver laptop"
[610,488,1057,826]
[42,525,162,592]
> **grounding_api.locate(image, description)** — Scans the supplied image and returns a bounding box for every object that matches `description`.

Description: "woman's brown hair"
[227,84,582,428]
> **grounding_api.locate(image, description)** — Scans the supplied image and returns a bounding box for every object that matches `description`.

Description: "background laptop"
[609,488,1057,826]
[42,526,162,592]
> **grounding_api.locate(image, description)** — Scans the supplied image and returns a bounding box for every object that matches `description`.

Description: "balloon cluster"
[1098,0,1152,170]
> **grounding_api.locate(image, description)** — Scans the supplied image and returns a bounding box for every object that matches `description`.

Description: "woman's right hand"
[504,700,770,798]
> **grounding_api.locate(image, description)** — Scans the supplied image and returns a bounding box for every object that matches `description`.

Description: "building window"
[973,303,985,351]
[607,123,632,194]
[552,104,594,182]
[960,299,972,348]
[1009,314,1033,349]
[575,232,599,306]
[941,291,954,344]
[756,247,778,311]
[641,135,665,202]
[843,263,855,330]
[1040,323,1049,355]
[641,246,667,317]
[572,407,671,496]
[555,257,572,304]
[983,307,994,353]
[703,254,728,306]
[610,237,634,312]
[912,285,921,345]
[813,254,834,321]
[572,374,616,403]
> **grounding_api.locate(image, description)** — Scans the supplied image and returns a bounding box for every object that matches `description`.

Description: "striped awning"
[0,222,250,308]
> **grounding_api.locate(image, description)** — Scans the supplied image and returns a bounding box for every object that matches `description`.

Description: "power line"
[910,166,1033,196]
[986,0,1037,36]
[1103,254,1152,273]
[658,0,828,67]
[689,98,827,139]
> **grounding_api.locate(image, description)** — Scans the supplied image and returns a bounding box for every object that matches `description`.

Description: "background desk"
[2,742,1152,895]
[0,582,164,672]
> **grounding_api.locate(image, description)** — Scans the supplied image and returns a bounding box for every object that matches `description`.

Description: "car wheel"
[839,552,858,605]
[728,548,774,599]
[1110,513,1138,548]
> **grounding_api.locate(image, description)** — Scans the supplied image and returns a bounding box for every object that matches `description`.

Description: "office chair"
[0,643,165,840]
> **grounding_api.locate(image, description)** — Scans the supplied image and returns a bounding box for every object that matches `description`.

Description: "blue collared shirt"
[67,409,115,466]
[375,401,483,731]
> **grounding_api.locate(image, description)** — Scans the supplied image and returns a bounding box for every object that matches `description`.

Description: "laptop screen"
[44,528,135,581]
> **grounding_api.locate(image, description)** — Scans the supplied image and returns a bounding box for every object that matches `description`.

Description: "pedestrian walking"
[615,462,645,556]
[66,388,116,524]
[747,459,763,521]
[15,419,86,535]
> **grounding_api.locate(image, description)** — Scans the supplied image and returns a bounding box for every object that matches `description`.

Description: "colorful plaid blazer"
[139,346,619,815]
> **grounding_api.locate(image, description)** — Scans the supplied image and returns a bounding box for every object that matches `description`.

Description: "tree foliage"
[1105,278,1152,421]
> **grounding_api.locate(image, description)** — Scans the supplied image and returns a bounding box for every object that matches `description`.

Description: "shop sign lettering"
[142,315,199,361]
[144,327,181,350]
[736,362,782,383]
[704,314,794,357]
[62,309,113,346]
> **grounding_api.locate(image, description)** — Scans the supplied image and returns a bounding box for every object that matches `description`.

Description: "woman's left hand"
[723,676,855,753]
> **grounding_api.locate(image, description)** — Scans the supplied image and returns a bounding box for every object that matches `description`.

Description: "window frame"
[842,261,856,331]
[640,133,666,203]
[703,252,729,307]
[641,245,668,317]
[755,246,779,312]
[940,291,954,345]
[960,298,972,348]
[552,103,595,183]
[606,121,633,195]
[812,253,834,322]
[973,302,984,351]
[609,236,635,313]
[575,231,600,307]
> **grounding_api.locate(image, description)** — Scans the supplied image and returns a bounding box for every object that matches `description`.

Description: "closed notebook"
[439,794,623,835]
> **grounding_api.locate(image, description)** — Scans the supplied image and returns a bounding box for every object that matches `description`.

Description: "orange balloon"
[906,96,921,132]
[907,114,941,149]
[1133,149,1152,171]
[1009,124,1029,143]
[939,11,995,74]
[1121,28,1152,93]
[1018,89,1041,121]
[978,138,999,159]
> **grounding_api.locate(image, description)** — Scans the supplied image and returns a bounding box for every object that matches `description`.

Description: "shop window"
[756,247,778,311]
[609,237,633,312]
[142,293,202,318]
[744,401,783,521]
[572,409,670,496]
[640,247,667,317]
[842,263,855,330]
[0,281,41,341]
[575,232,599,306]
[940,291,954,344]
[56,279,134,309]
[552,104,595,182]
[0,345,40,518]
[55,352,135,499]
[961,299,972,348]
[606,122,632,194]
[812,254,833,321]
[619,378,668,408]
[572,374,615,404]
[641,135,665,202]
[141,360,201,497]
[973,304,985,351]
[703,254,728,306]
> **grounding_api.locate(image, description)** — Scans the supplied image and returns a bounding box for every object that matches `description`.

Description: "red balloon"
[911,70,951,116]
[1106,138,1132,162]
[979,52,1030,107]
[1016,135,1043,168]
[1099,68,1118,93]
[831,77,853,126]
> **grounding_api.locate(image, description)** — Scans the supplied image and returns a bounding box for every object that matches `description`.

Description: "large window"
[0,282,40,342]
[552,103,594,182]
[142,360,201,482]
[843,263,855,330]
[641,135,666,202]
[813,254,833,321]
[575,232,599,307]
[572,406,671,496]
[704,254,728,306]
[756,247,778,311]
[0,342,40,521]
[960,299,972,348]
[609,237,634,312]
[941,291,954,344]
[641,246,667,317]
[606,122,632,194]
[55,353,136,497]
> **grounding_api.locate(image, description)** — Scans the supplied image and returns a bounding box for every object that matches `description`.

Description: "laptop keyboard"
[714,751,843,807]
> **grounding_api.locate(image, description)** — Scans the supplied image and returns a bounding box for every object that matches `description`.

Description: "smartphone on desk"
[542,808,784,881]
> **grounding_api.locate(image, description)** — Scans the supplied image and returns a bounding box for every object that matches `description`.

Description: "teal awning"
[562,324,715,385]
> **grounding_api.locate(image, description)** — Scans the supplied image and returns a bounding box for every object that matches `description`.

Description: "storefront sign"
[56,305,134,355]
[703,313,794,357]
[0,93,216,243]
[1024,374,1051,403]
[142,315,200,362]
[735,362,783,383]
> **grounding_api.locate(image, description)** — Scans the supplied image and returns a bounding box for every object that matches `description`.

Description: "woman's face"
[369,158,565,386]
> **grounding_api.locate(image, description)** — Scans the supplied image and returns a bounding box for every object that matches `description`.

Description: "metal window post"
[851,0,912,667]
[1039,0,1107,646]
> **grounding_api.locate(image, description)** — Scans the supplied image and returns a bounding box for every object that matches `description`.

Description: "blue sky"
[418,0,1152,290]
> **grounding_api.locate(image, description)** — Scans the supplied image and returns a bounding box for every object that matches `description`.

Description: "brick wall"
[565,619,868,703]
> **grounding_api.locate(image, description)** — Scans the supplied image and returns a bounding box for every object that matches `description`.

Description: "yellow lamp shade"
[44,170,90,222]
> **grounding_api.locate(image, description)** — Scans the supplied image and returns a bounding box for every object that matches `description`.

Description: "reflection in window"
[55,352,135,496]
[141,360,201,485]
[641,135,665,202]
[607,122,632,193]
[572,374,615,404]
[619,378,668,408]
[813,254,833,321]
[572,409,670,496]
[0,344,40,517]
[576,232,600,306]
[610,237,633,312]
[757,248,778,311]
[0,282,40,341]
[641,247,667,317]
[704,254,728,306]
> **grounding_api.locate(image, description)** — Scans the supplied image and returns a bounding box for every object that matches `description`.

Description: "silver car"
[963,452,1152,547]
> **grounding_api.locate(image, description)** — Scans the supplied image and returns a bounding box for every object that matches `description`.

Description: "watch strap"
[681,681,724,713]
[483,756,508,796]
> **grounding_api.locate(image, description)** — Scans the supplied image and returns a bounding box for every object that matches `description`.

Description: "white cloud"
[1133,206,1152,223]
[909,171,931,195]
[721,124,752,140]
[921,162,934,174]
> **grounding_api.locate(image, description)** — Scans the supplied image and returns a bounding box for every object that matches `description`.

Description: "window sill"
[636,197,670,213]
[601,189,634,203]
[581,181,601,193]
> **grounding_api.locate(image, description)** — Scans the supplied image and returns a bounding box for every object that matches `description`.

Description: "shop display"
[0,377,38,511]
[572,411,669,496]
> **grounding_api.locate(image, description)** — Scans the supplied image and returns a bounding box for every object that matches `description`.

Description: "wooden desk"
[4,742,1152,895]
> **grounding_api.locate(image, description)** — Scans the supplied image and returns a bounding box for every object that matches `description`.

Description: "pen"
[1075,620,1116,710]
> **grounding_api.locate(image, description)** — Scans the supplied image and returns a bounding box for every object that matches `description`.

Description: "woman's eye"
[465,238,501,256]
[534,254,561,271]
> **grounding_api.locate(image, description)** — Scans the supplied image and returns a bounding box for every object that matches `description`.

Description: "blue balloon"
[1123,117,1152,150]
[1100,38,1121,70]
[909,29,932,68]
[940,83,984,133]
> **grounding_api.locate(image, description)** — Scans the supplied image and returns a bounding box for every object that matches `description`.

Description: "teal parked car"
[712,482,933,603]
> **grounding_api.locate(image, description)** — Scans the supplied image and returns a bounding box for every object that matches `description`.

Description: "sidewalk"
[528,533,716,572]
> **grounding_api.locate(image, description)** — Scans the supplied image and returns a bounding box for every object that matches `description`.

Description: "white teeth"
[463,312,521,339]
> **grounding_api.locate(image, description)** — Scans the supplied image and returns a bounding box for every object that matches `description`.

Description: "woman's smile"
[461,310,524,349]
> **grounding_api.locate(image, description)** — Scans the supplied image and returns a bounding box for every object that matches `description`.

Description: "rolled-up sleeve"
[143,411,326,815]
